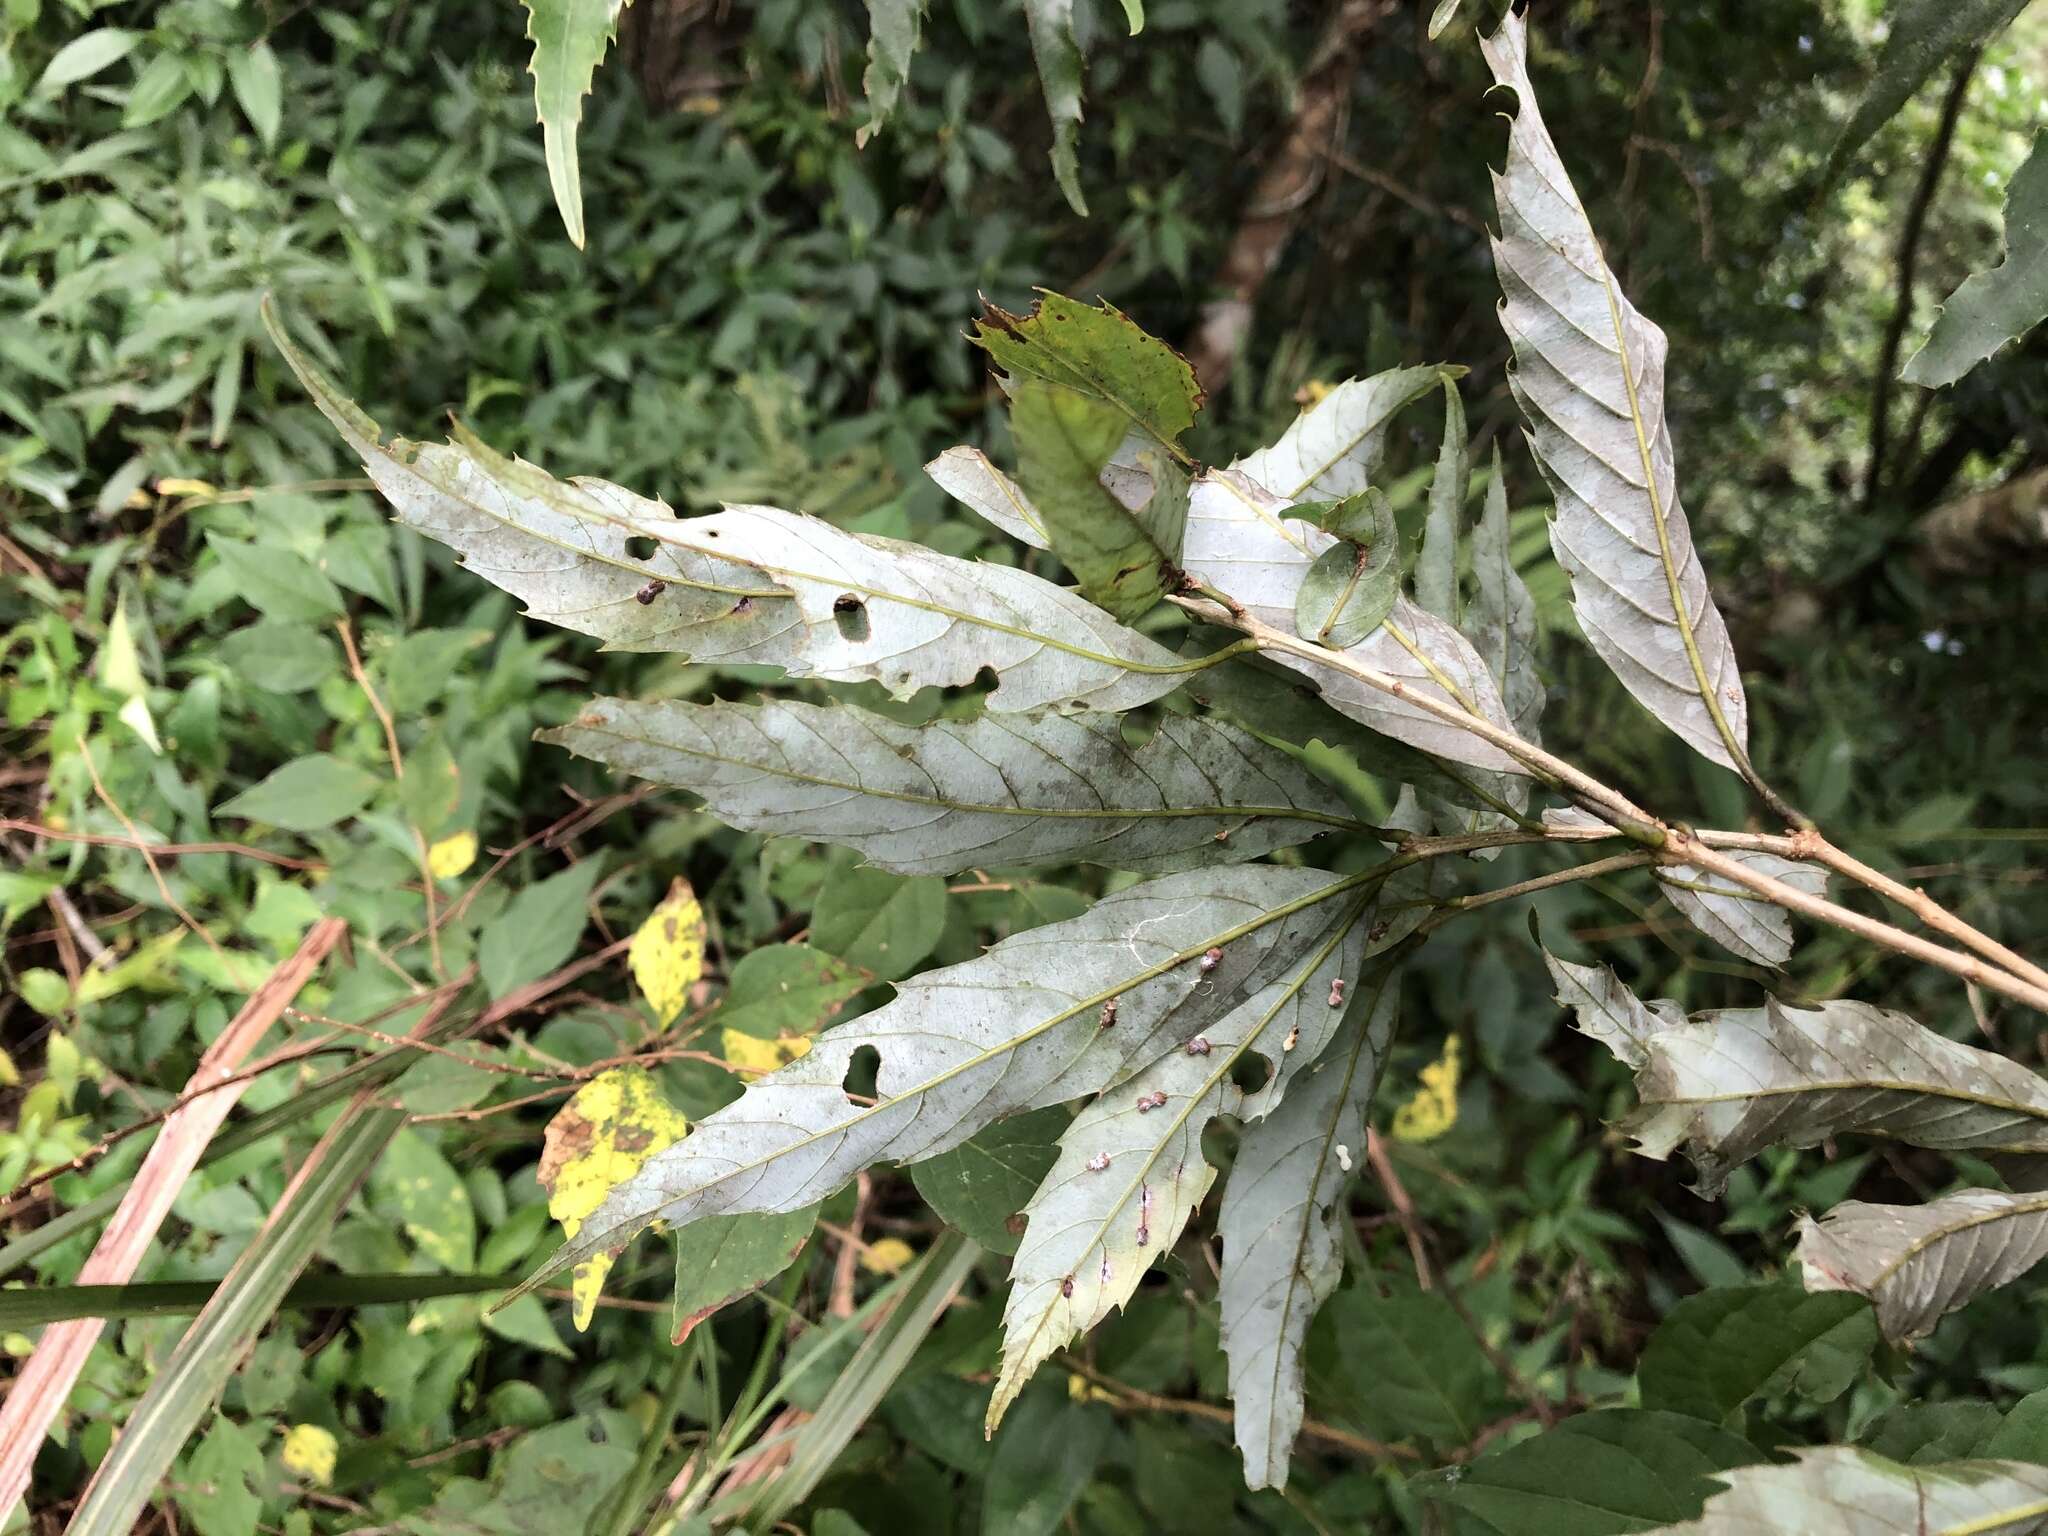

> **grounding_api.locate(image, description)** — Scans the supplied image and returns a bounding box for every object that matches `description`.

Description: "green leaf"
[1642,1447,2048,1535]
[973,292,1203,458]
[519,0,631,247]
[215,620,338,693]
[205,534,345,622]
[227,41,283,148]
[480,858,604,1000]
[713,945,871,1040]
[1011,376,1186,620]
[670,1205,818,1342]
[1482,14,1751,777]
[406,1414,640,1533]
[216,753,379,832]
[1903,129,2048,387]
[1822,0,2029,187]
[540,696,1358,877]
[521,865,1383,1306]
[1428,0,1463,40]
[1638,1283,1876,1423]
[121,52,194,129]
[370,1128,476,1271]
[1417,1409,1760,1535]
[1799,1190,2048,1344]
[810,867,946,982]
[176,1417,265,1536]
[982,1386,1109,1536]
[911,1107,1065,1255]
[35,28,139,94]
[1468,445,1547,741]
[858,0,927,143]
[1022,0,1089,216]
[1218,959,1402,1489]
[1318,1281,1502,1445]
[1862,1402,2008,1465]
[265,305,1188,716]
[1293,490,1399,649]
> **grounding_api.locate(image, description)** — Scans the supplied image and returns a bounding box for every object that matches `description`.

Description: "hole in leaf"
[1229,1052,1272,1096]
[833,594,871,643]
[625,536,658,561]
[842,1043,881,1104]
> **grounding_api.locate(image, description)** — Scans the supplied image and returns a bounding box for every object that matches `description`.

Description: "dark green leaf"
[216,753,379,832]
[1638,1283,1876,1422]
[1823,0,2029,186]
[910,1106,1066,1254]
[809,867,946,982]
[671,1206,818,1341]
[479,858,605,1000]
[1903,129,2048,387]
[1293,490,1398,649]
[1319,1282,1502,1445]
[981,1385,1108,1536]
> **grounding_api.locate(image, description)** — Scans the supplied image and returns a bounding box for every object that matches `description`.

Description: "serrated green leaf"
[1823,0,2029,187]
[1638,1283,1876,1423]
[1022,1,1088,216]
[1012,376,1186,620]
[1417,1409,1761,1534]
[1904,129,2048,387]
[858,0,928,143]
[671,1206,818,1342]
[911,1107,1066,1255]
[520,0,631,247]
[810,866,946,981]
[973,292,1202,457]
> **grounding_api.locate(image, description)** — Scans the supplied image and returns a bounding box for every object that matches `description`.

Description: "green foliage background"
[3,0,2047,1532]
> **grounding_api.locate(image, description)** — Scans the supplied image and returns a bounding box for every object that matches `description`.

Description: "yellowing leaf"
[538,1067,690,1329]
[156,477,218,498]
[629,878,706,1028]
[280,1423,337,1486]
[860,1236,916,1276]
[1067,1372,1117,1404]
[101,595,161,754]
[427,831,478,880]
[1391,1035,1461,1144]
[720,1028,812,1075]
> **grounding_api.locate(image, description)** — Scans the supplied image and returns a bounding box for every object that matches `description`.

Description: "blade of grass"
[0,1270,526,1328]
[64,993,448,1536]
[0,918,345,1522]
[720,1231,977,1532]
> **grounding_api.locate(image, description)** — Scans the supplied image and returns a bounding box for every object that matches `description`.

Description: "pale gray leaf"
[541,696,1361,876]
[1657,851,1826,967]
[1543,950,1684,1071]
[1482,14,1751,775]
[1468,445,1547,742]
[1645,1447,2048,1536]
[1623,997,2048,1195]
[1799,1190,2048,1343]
[1233,365,1456,502]
[1218,959,1401,1490]
[990,892,1387,1432]
[537,865,1377,1282]
[1182,469,1529,779]
[269,315,1184,714]
[926,446,1049,548]
[1414,377,1466,623]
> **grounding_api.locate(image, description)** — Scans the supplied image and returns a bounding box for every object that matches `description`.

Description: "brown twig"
[0,819,327,870]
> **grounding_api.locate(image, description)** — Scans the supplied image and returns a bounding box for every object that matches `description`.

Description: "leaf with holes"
[267,306,1190,715]
[540,696,1360,877]
[1216,958,1401,1489]
[988,889,1390,1433]
[508,864,1387,1313]
[1482,13,1751,776]
[1799,1190,2048,1344]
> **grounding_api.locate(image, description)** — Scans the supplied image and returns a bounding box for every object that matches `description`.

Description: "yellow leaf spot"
[629,879,706,1028]
[1391,1035,1460,1143]
[538,1067,689,1331]
[281,1423,337,1486]
[720,1028,812,1075]
[1066,1372,1117,1404]
[860,1237,916,1276]
[156,477,218,499]
[426,831,478,880]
